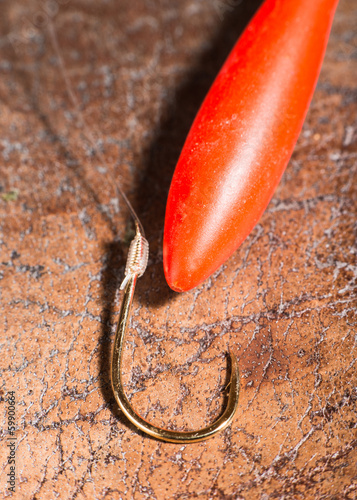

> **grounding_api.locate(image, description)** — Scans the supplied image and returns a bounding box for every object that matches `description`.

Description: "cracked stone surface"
[0,0,356,498]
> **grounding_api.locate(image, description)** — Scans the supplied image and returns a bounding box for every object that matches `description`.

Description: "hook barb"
[111,228,240,443]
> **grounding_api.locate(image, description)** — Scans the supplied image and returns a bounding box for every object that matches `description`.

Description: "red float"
[163,0,339,292]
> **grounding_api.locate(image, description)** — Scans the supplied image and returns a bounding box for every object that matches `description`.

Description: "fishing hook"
[111,223,240,443]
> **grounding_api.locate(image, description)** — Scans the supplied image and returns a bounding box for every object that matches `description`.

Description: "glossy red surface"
[163,0,339,292]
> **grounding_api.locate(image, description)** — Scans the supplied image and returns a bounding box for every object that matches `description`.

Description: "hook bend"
[111,228,240,443]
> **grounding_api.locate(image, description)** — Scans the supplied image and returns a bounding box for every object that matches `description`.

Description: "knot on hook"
[120,230,149,290]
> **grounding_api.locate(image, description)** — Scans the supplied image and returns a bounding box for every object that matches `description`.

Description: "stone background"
[0,0,356,498]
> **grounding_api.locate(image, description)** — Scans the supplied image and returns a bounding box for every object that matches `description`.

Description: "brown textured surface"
[0,0,356,498]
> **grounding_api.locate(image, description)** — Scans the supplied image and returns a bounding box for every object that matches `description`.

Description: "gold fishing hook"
[111,224,240,443]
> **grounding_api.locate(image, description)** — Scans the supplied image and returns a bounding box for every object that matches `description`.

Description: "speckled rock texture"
[0,0,356,498]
